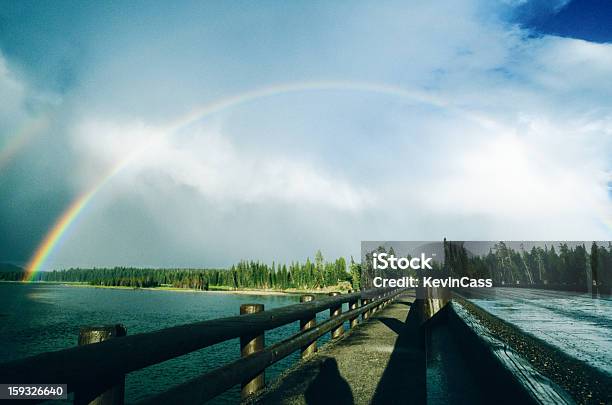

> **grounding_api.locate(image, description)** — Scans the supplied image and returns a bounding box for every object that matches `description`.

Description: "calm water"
[0,283,341,403]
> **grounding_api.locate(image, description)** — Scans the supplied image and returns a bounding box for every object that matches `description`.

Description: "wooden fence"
[0,288,404,404]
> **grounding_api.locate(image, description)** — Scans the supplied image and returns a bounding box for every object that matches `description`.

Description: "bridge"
[0,288,609,404]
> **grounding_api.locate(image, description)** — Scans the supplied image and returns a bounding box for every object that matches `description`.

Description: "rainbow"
[22,80,493,280]
[23,190,93,281]
[23,161,132,281]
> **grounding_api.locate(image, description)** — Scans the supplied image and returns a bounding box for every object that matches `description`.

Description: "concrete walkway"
[253,292,425,405]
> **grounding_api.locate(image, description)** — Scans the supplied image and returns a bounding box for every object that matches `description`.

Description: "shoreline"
[0,280,350,296]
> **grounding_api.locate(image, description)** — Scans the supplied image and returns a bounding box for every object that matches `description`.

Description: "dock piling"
[75,324,127,405]
[329,292,344,339]
[348,292,359,329]
[361,298,370,320]
[240,304,265,399]
[299,295,317,358]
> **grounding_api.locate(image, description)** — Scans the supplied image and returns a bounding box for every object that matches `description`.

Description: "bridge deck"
[253,292,425,405]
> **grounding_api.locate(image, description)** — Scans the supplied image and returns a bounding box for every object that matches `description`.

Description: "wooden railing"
[0,287,404,404]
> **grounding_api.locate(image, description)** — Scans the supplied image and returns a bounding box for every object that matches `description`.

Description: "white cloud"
[501,0,571,11]
[22,0,612,268]
[72,119,374,212]
[517,37,612,96]
[429,132,607,216]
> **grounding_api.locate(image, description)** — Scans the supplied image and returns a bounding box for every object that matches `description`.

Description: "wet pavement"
[466,288,612,375]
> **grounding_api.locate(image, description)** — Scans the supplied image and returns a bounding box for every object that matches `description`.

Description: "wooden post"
[299,295,316,358]
[349,297,359,329]
[240,304,265,399]
[75,325,126,405]
[361,298,370,320]
[328,292,343,339]
[346,289,358,329]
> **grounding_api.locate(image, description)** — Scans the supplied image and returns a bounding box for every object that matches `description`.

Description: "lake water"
[0,283,341,403]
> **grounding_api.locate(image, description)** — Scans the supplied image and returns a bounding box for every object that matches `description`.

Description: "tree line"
[3,242,610,293]
[445,241,612,292]
[0,250,357,291]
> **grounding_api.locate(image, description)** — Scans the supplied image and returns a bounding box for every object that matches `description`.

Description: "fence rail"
[0,287,404,404]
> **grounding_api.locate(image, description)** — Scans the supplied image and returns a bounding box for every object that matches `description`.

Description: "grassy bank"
[0,280,353,296]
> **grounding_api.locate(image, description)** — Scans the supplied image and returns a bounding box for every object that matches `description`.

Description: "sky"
[0,0,611,270]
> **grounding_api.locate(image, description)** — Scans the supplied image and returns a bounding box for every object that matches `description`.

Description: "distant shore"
[0,280,351,296]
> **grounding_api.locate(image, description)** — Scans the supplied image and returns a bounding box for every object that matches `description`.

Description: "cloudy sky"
[1,0,611,269]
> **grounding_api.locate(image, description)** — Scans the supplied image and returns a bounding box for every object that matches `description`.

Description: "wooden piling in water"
[299,295,317,358]
[75,324,126,405]
[328,292,344,339]
[240,304,265,399]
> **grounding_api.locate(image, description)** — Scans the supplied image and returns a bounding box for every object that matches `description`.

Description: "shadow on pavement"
[304,357,354,405]
[377,317,406,335]
[371,299,426,405]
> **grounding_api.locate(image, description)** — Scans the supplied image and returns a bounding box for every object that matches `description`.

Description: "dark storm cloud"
[0,108,76,265]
